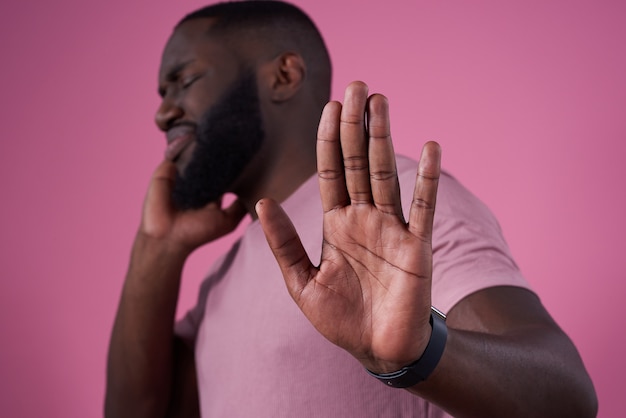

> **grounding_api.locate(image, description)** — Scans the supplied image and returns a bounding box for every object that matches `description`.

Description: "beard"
[171,72,265,210]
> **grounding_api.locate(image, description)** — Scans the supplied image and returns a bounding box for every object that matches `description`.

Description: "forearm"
[105,232,189,418]
[408,325,598,418]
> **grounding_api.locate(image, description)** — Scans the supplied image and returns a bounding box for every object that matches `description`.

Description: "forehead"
[159,18,239,79]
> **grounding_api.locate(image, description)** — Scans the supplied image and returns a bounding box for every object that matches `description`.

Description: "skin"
[105,18,598,418]
[105,18,318,418]
[257,86,598,417]
[170,71,265,210]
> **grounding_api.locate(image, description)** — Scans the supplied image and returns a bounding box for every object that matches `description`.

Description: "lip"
[165,124,196,161]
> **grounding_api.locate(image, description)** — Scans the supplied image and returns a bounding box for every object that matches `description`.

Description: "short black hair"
[177,1,332,103]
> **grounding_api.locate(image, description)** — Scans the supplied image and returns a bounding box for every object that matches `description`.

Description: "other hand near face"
[257,81,442,374]
[139,161,247,255]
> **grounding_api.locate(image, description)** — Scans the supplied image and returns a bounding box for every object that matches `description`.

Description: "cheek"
[184,80,222,122]
[184,98,210,122]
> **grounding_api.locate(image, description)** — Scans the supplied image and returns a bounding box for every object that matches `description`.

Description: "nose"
[155,98,184,131]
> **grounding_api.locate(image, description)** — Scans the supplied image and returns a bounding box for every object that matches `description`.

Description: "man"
[105,1,597,417]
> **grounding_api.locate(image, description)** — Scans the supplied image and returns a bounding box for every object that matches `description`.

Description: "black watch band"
[366,307,447,388]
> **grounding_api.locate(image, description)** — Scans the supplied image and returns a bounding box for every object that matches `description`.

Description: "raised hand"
[140,160,247,254]
[257,81,442,374]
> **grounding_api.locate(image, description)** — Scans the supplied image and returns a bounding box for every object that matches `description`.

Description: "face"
[171,72,264,209]
[156,19,265,209]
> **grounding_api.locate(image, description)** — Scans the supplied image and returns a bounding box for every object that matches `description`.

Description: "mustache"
[173,121,196,128]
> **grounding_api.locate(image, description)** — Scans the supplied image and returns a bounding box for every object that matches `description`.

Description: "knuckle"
[417,171,440,181]
[340,115,363,126]
[343,155,368,172]
[375,201,398,215]
[349,190,371,204]
[411,197,434,210]
[370,169,395,181]
[318,169,343,180]
[368,132,391,141]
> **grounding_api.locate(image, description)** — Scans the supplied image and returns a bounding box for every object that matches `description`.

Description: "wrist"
[366,307,448,388]
[133,230,192,264]
[123,231,189,297]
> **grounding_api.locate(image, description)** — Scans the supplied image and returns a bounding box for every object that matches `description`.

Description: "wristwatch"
[366,306,447,388]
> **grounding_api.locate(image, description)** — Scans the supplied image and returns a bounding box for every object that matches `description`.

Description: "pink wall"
[0,0,623,416]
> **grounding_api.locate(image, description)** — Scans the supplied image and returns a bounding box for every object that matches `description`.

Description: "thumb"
[256,198,316,299]
[145,160,177,205]
[141,160,177,233]
[221,198,248,232]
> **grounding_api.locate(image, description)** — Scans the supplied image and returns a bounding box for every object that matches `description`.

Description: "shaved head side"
[177,1,332,107]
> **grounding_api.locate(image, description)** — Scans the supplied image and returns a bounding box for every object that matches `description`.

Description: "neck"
[233,141,317,219]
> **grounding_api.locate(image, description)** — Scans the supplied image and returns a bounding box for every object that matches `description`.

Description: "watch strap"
[366,306,447,388]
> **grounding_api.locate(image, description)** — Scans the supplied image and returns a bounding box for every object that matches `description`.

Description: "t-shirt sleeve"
[396,156,531,314]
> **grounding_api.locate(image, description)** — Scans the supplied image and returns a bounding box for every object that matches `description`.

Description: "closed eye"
[181,74,202,89]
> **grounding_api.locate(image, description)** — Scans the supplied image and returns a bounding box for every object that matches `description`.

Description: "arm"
[412,286,597,417]
[105,161,246,418]
[257,81,597,417]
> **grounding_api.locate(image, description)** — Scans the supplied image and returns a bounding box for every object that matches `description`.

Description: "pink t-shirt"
[176,155,530,417]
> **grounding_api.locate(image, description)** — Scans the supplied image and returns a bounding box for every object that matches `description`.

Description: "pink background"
[1,0,623,416]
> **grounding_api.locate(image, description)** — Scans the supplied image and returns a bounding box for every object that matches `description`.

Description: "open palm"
[257,82,441,374]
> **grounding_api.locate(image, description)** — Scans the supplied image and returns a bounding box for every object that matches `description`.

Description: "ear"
[263,52,306,103]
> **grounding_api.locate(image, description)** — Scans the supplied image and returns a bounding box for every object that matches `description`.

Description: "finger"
[340,81,371,205]
[223,198,248,225]
[144,160,177,215]
[256,198,316,300]
[408,142,442,241]
[366,94,403,219]
[213,198,248,234]
[317,101,349,212]
[150,160,177,192]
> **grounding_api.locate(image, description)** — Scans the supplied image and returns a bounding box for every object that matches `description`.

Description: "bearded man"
[106,2,597,417]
